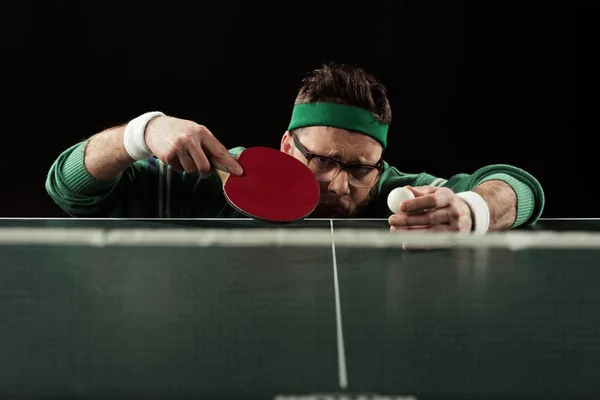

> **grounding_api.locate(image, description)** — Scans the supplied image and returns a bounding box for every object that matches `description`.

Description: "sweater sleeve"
[436,164,544,228]
[45,141,243,218]
[45,141,126,217]
[377,163,545,228]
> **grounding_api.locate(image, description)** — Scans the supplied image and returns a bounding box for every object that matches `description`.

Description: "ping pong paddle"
[213,147,320,223]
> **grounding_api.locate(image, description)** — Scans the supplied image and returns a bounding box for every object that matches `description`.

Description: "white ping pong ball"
[387,187,415,213]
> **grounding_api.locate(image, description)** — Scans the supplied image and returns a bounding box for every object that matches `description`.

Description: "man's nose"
[327,170,350,196]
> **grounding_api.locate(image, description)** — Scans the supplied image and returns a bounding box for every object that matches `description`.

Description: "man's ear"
[280,131,293,154]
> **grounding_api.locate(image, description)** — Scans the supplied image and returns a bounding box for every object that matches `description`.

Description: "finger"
[400,190,453,213]
[178,150,198,174]
[392,224,452,232]
[390,225,431,232]
[164,151,185,173]
[201,133,244,176]
[214,148,243,176]
[406,185,439,197]
[420,224,453,232]
[187,140,212,178]
[406,208,428,215]
[389,207,452,227]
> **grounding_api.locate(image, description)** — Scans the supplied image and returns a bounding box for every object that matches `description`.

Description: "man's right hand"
[144,116,243,178]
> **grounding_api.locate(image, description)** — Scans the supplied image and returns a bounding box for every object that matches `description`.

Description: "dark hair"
[294,63,392,125]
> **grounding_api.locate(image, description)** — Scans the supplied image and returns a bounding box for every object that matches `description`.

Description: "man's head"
[280,63,392,217]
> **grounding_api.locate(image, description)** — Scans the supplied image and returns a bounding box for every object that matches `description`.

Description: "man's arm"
[472,180,517,231]
[78,113,244,181]
[84,125,135,180]
[415,165,544,229]
[388,181,520,233]
[384,163,545,232]
[45,113,243,218]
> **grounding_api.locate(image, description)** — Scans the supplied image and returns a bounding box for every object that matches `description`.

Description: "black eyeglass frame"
[290,132,384,188]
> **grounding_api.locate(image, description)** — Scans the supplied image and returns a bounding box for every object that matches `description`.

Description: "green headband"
[287,102,389,148]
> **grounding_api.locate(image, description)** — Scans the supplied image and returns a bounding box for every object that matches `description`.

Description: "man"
[46,64,544,233]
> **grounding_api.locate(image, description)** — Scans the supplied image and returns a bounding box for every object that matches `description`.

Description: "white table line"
[0,217,599,222]
[330,220,348,389]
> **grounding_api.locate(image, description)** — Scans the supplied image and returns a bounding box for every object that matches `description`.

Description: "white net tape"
[0,227,599,250]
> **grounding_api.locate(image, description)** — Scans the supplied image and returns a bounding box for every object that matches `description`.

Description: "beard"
[310,187,376,218]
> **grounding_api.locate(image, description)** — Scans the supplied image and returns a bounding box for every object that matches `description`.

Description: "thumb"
[406,185,439,197]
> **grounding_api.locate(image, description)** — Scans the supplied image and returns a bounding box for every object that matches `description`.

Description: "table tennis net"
[0,226,599,250]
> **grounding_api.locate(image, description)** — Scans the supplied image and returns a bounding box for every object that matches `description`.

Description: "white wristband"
[123,111,165,160]
[456,191,490,235]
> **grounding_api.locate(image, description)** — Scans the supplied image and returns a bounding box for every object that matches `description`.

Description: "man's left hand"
[388,186,472,232]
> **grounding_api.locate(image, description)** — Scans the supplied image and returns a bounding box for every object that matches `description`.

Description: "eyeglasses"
[291,132,384,188]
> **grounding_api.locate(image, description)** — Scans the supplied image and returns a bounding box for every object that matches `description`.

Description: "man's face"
[280,127,383,217]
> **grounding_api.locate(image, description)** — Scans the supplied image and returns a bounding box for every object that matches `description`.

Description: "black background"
[3,1,598,217]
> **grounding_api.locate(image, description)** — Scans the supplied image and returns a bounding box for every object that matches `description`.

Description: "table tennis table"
[1,217,600,400]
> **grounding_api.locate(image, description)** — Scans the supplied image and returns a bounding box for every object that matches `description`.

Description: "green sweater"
[45,141,545,228]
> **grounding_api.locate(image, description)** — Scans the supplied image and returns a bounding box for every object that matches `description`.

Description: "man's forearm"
[85,125,136,180]
[472,180,517,231]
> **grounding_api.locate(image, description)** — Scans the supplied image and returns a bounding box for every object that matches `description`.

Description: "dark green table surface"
[1,218,599,400]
